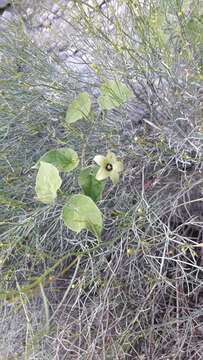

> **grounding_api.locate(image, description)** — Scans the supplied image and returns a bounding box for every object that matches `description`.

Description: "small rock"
[55,8,62,17]
[2,9,12,20]
[48,13,55,21]
[40,12,49,22]
[58,41,67,52]
[26,7,33,17]
[43,19,51,28]
[59,51,68,61]
[52,3,60,14]
[0,0,10,9]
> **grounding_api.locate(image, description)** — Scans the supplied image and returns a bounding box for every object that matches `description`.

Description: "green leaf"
[98,79,133,110]
[79,166,105,203]
[62,194,103,238]
[66,92,91,124]
[184,15,203,47]
[36,148,79,172]
[35,161,62,204]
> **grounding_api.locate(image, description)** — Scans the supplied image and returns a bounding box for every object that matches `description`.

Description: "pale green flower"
[94,151,123,185]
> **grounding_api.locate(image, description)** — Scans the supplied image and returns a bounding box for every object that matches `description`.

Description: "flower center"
[106,163,113,171]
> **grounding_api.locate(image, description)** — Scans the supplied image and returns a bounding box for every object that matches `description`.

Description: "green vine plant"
[33,78,133,240]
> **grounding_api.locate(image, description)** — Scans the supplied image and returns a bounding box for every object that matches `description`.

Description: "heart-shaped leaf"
[62,194,103,238]
[79,166,105,203]
[35,161,62,204]
[98,79,133,110]
[36,148,79,172]
[66,92,91,124]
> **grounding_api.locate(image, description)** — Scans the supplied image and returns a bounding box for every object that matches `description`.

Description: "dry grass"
[0,1,203,359]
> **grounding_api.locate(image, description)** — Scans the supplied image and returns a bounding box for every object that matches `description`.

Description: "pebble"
[26,7,33,17]
[59,51,68,61]
[55,8,62,17]
[40,12,49,22]
[0,0,10,9]
[48,13,55,21]
[2,9,12,20]
[43,19,51,27]
[51,3,60,14]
